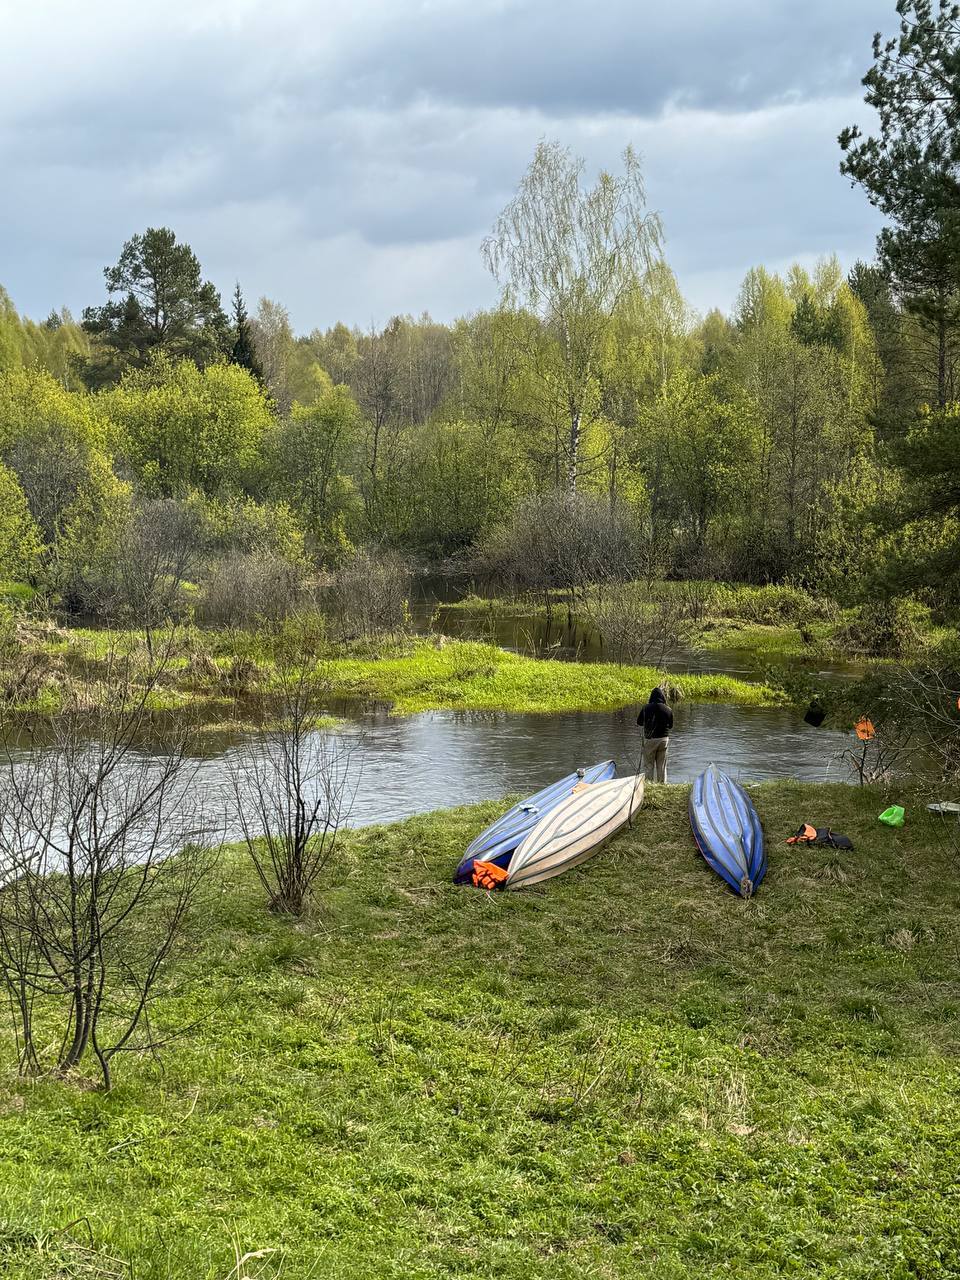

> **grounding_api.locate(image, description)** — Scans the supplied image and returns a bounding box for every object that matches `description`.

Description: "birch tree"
[482,142,662,491]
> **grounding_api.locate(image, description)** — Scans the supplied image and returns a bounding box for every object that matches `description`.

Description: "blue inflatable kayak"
[689,764,766,898]
[454,759,617,883]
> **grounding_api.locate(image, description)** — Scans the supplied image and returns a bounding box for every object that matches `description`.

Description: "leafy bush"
[198,495,307,565]
[707,582,837,626]
[840,596,934,658]
[0,460,41,582]
[0,367,130,606]
[102,356,272,498]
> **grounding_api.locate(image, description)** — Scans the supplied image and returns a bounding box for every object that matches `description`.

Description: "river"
[5,581,861,837]
[176,699,853,834]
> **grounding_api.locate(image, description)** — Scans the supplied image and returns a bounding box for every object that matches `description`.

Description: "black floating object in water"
[803,701,827,728]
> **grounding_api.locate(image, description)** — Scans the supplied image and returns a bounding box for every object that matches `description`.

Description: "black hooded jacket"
[637,687,673,739]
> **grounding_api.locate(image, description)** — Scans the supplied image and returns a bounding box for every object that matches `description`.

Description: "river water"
[0,700,853,858]
[194,700,852,834]
[6,580,860,837]
[2,699,854,846]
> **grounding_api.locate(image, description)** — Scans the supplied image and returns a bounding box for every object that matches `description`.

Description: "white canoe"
[505,775,644,890]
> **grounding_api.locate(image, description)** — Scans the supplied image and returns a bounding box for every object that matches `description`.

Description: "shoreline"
[2,630,781,721]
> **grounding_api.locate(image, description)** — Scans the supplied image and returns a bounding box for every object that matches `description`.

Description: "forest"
[0,104,958,644]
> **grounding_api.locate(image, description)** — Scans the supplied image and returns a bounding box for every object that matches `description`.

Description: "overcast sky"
[1,0,889,332]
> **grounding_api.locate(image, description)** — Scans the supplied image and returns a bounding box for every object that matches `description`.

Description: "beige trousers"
[642,736,669,783]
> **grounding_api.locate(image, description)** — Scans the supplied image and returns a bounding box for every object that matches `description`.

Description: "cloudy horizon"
[1,0,888,333]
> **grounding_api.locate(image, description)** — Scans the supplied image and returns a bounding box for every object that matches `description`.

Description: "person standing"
[637,686,673,783]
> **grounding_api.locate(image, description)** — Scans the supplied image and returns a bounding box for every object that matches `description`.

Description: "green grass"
[323,640,777,712]
[0,781,958,1277]
[12,631,775,718]
[0,581,36,603]
[695,617,956,666]
[695,621,827,660]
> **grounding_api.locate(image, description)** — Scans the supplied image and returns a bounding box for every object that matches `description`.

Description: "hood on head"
[649,687,667,705]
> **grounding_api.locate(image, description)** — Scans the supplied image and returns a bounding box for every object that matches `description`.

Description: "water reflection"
[407,582,863,682]
[205,701,852,832]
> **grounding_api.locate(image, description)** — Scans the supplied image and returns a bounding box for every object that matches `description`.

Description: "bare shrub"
[0,652,217,1089]
[840,721,914,785]
[476,491,639,607]
[185,647,221,686]
[93,499,204,643]
[229,655,356,916]
[326,547,412,644]
[581,580,705,666]
[61,498,203,656]
[196,552,308,627]
[883,661,960,782]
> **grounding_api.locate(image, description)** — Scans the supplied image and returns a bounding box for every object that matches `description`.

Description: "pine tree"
[81,227,229,386]
[230,283,265,384]
[840,1,960,407]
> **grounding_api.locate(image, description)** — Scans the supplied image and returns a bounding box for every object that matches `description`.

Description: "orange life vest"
[786,824,854,850]
[472,860,509,890]
[786,823,819,845]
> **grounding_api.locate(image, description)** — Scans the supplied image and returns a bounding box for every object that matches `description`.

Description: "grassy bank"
[4,628,776,718]
[323,640,777,713]
[441,582,952,666]
[0,781,957,1277]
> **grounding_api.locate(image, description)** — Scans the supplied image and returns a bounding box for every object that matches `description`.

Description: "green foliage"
[1,160,955,624]
[725,289,877,581]
[482,141,663,490]
[267,372,362,554]
[81,227,228,386]
[0,581,35,604]
[0,367,129,600]
[398,416,529,555]
[197,494,307,564]
[707,582,838,626]
[0,784,958,1277]
[0,462,41,582]
[880,402,960,604]
[229,281,265,383]
[0,286,90,387]
[840,596,937,658]
[103,356,273,498]
[840,2,960,407]
[640,370,755,570]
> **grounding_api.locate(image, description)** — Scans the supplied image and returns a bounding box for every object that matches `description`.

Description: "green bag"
[878,806,905,828]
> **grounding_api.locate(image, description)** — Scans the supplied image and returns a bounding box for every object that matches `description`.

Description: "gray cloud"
[0,0,887,331]
[337,0,882,116]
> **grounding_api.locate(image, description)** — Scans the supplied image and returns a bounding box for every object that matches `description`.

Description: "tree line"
[0,0,957,623]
